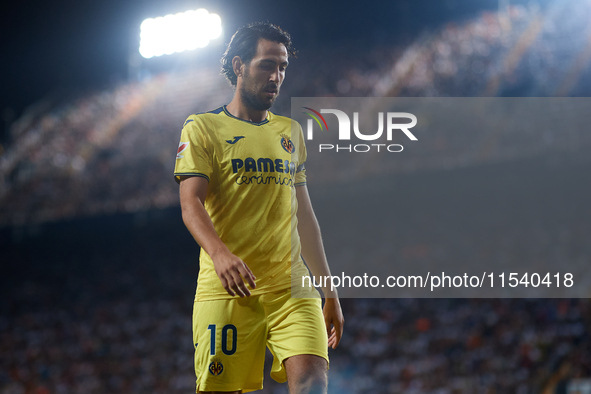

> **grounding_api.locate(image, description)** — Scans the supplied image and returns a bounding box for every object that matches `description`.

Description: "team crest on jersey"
[209,357,224,376]
[280,134,295,154]
[177,141,189,159]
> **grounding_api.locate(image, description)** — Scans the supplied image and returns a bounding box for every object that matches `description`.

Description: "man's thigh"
[193,296,267,393]
[264,290,329,383]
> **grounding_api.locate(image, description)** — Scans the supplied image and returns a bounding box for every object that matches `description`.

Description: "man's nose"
[269,67,281,83]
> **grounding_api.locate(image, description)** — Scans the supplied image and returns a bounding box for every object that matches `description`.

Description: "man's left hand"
[323,297,344,349]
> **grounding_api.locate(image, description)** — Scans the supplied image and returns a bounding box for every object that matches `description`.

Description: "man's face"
[239,38,288,111]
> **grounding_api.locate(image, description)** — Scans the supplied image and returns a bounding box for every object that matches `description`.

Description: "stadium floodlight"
[139,9,222,59]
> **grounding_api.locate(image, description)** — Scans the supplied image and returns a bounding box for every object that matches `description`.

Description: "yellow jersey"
[174,106,311,301]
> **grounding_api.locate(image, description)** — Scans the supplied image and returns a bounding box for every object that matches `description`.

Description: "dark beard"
[239,84,275,111]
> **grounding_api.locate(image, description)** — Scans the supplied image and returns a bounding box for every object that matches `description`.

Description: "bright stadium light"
[139,9,222,59]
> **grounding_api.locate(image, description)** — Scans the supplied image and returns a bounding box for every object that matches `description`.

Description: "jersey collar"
[222,105,270,126]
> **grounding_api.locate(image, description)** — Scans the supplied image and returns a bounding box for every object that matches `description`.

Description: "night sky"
[1,0,513,142]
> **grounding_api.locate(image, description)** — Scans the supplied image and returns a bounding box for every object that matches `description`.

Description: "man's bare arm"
[179,176,256,297]
[296,184,344,349]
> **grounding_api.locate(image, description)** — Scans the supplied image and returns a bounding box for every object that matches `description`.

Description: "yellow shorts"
[192,288,328,393]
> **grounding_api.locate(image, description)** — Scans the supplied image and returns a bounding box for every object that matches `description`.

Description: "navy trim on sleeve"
[174,172,210,184]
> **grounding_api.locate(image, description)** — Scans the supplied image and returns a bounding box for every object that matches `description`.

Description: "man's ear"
[232,56,243,80]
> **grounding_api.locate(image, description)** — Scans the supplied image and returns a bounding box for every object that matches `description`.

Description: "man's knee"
[285,355,328,394]
[293,371,327,394]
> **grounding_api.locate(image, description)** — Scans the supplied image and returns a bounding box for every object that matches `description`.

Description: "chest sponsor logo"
[231,157,297,186]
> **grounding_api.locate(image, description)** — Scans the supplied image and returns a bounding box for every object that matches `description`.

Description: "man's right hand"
[211,248,256,297]
[180,176,257,297]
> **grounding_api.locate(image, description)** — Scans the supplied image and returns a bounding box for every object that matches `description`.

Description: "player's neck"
[226,98,267,124]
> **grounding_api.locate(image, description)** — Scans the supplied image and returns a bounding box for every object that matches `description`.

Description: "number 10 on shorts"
[208,324,238,356]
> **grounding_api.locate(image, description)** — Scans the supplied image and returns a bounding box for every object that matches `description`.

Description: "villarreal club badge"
[209,357,224,376]
[280,133,295,154]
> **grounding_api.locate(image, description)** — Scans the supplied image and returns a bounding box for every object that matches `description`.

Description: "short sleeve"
[294,121,307,186]
[174,116,213,184]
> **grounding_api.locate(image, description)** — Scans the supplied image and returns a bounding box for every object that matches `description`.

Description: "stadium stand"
[3,4,591,227]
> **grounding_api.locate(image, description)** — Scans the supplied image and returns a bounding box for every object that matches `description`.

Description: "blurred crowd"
[0,70,232,227]
[332,298,591,393]
[3,274,591,394]
[1,215,198,394]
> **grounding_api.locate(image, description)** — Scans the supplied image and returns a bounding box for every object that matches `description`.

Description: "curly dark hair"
[220,22,297,86]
